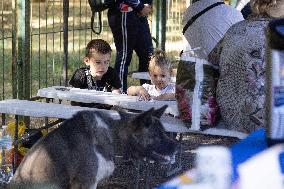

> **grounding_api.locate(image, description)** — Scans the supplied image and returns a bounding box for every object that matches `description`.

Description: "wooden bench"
[0,99,247,139]
[0,99,178,132]
[0,99,102,119]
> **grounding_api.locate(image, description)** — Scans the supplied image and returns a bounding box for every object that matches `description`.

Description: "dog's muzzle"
[149,150,177,165]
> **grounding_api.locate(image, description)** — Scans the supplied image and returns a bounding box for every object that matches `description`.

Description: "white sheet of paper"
[238,145,284,189]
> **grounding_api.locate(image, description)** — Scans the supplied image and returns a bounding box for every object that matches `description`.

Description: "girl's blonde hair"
[148,49,172,74]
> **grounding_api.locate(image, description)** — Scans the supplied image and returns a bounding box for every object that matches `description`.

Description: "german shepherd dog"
[8,106,177,189]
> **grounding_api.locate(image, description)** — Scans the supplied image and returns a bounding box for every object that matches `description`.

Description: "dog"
[7,105,177,189]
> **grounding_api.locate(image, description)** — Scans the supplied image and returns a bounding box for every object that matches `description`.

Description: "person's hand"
[138,88,151,101]
[138,4,152,17]
[112,89,121,94]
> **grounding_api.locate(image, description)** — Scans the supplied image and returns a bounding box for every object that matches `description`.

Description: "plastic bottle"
[195,146,232,189]
[0,126,13,186]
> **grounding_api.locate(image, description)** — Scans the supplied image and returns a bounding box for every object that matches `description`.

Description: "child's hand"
[112,89,121,94]
[138,4,152,17]
[138,88,151,101]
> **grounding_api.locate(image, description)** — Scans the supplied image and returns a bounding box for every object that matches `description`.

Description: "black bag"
[88,0,115,34]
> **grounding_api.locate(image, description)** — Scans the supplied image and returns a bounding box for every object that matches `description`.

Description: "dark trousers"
[108,9,153,92]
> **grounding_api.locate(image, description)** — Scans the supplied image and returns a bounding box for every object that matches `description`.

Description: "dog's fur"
[7,106,177,189]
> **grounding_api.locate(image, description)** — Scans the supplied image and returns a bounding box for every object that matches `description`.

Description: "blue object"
[279,152,284,173]
[230,128,284,182]
[0,135,12,149]
[276,26,284,35]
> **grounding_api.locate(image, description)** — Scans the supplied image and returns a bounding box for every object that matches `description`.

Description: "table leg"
[45,99,50,132]
[1,113,5,127]
[13,115,19,173]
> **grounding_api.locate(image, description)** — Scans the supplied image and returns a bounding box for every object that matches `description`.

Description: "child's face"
[149,66,171,90]
[84,51,111,79]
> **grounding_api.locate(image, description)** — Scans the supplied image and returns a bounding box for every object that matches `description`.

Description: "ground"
[98,133,239,189]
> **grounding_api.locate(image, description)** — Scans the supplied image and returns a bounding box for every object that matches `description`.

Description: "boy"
[127,49,175,101]
[69,39,121,94]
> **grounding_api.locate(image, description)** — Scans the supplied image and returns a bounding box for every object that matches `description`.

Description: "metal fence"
[0,0,189,100]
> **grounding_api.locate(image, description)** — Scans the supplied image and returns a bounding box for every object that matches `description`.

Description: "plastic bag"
[176,56,219,130]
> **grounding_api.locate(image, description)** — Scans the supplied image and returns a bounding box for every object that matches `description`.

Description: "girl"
[127,49,175,101]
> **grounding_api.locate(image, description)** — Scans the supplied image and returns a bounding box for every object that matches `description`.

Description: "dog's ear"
[113,106,133,120]
[132,108,155,129]
[117,110,129,119]
[152,105,168,118]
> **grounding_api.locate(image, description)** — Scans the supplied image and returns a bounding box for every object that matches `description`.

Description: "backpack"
[88,0,116,35]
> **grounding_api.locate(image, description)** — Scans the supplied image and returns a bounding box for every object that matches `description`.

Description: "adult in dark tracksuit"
[108,0,153,92]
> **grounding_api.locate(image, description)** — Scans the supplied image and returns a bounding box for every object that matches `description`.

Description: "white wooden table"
[36,86,247,139]
[37,86,179,116]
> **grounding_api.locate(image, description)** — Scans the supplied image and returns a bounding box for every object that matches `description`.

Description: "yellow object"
[1,121,46,165]
[180,172,194,184]
[5,121,29,157]
[41,129,48,136]
[6,121,26,138]
[18,147,29,156]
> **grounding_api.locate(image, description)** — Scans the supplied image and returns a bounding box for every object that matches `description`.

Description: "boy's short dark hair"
[85,39,112,57]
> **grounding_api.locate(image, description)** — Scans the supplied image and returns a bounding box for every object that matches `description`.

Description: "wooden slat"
[0,99,247,139]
